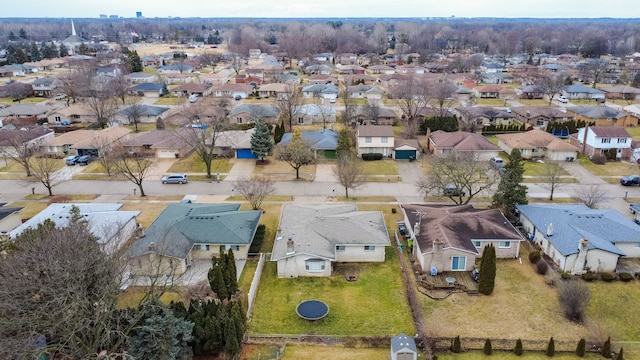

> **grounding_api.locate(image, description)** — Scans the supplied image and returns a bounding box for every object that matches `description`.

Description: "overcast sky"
[3,0,639,18]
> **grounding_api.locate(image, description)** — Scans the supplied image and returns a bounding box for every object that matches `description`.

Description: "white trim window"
[336,245,345,251]
[365,136,372,143]
[473,241,481,248]
[451,256,466,271]
[364,245,375,251]
[305,259,325,271]
[381,136,388,143]
[499,241,511,248]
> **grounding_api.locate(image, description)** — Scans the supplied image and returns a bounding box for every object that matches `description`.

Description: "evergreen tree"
[546,337,555,357]
[78,43,90,55]
[492,149,528,217]
[224,248,238,297]
[29,42,41,62]
[250,119,274,161]
[451,335,462,353]
[514,338,524,356]
[161,83,169,97]
[616,347,624,360]
[336,128,354,158]
[576,338,586,357]
[273,121,285,144]
[13,47,27,64]
[478,244,496,295]
[127,50,143,72]
[602,337,611,357]
[8,31,16,41]
[224,315,241,355]
[58,43,69,57]
[231,301,246,341]
[484,338,493,355]
[207,262,228,300]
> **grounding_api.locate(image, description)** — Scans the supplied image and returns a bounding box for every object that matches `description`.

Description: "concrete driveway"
[396,161,423,184]
[224,159,256,181]
[146,159,178,180]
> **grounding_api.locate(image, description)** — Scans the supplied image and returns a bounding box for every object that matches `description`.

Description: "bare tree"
[230,53,244,75]
[0,130,41,176]
[558,280,590,323]
[86,77,119,129]
[107,66,131,105]
[574,184,607,209]
[5,82,32,103]
[315,103,335,130]
[538,72,566,105]
[390,74,431,139]
[541,162,566,201]
[333,154,363,198]
[113,149,154,197]
[583,58,609,88]
[275,85,302,132]
[415,153,498,205]
[429,79,458,118]
[29,154,63,196]
[232,176,275,210]
[276,128,315,180]
[93,136,119,176]
[122,103,146,133]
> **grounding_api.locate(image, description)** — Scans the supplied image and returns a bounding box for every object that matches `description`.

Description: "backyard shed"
[390,334,417,360]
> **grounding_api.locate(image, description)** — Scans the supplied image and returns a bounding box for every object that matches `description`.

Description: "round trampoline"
[296,300,329,320]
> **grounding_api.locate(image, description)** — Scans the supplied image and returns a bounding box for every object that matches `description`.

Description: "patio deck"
[417,271,479,299]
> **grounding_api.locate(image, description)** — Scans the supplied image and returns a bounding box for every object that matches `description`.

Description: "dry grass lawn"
[8,201,49,220]
[154,96,185,105]
[360,159,399,175]
[252,158,316,180]
[522,161,571,177]
[168,153,233,174]
[238,202,282,253]
[579,158,639,177]
[436,352,602,359]
[119,201,168,228]
[278,345,393,360]
[116,288,184,309]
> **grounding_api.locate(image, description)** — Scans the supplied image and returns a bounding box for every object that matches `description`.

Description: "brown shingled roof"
[497,129,579,152]
[429,130,500,151]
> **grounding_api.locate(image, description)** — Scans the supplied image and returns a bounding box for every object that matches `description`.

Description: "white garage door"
[157,149,178,159]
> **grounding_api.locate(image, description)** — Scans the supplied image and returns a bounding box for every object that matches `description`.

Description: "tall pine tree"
[478,244,496,295]
[224,248,238,297]
[492,149,528,218]
[336,128,354,158]
[250,119,274,161]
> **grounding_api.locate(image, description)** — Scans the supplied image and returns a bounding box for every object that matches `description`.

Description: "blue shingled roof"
[278,129,338,150]
[562,84,605,94]
[129,82,164,92]
[516,204,640,256]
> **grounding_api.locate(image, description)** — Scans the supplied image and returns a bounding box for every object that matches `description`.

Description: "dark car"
[443,184,466,197]
[620,175,640,186]
[76,155,95,166]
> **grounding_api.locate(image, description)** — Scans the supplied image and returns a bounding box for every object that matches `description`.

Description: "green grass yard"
[168,153,233,174]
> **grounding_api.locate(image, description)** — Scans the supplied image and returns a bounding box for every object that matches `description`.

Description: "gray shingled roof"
[429,130,500,152]
[228,104,279,118]
[516,204,640,256]
[391,334,417,354]
[125,203,261,260]
[567,105,627,119]
[271,204,390,261]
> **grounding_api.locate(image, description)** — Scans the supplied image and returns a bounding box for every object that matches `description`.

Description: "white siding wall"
[277,256,332,278]
[335,244,385,262]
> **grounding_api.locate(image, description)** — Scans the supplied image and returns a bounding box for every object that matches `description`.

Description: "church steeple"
[71,20,77,36]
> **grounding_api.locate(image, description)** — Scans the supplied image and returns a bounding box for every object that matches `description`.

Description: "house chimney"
[546,223,553,237]
[413,222,420,237]
[581,125,589,155]
[286,237,295,255]
[426,127,431,151]
[148,242,155,251]
[580,238,589,250]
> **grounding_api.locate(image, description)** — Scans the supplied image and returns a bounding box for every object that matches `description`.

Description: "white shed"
[391,334,417,360]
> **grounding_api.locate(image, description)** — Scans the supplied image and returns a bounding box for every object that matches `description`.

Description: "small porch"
[416,271,479,299]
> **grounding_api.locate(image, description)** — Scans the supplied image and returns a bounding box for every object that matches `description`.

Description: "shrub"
[559,281,590,322]
[581,272,596,282]
[361,153,383,161]
[483,338,492,355]
[602,337,611,358]
[546,337,555,357]
[451,335,461,353]
[576,338,586,357]
[560,271,572,280]
[514,339,524,356]
[616,347,624,360]
[249,224,266,253]
[478,244,496,295]
[591,154,607,165]
[601,272,616,282]
[391,207,397,214]
[619,272,634,282]
[529,250,541,264]
[536,260,549,275]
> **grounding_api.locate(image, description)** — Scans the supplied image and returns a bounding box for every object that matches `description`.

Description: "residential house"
[119,129,194,158]
[0,104,52,124]
[428,130,501,160]
[126,72,156,84]
[347,84,384,100]
[304,64,333,76]
[313,53,334,63]
[228,104,279,125]
[517,204,640,273]
[474,85,505,99]
[200,73,230,87]
[356,125,395,158]
[140,56,160,67]
[561,84,605,100]
[301,83,339,100]
[0,203,23,235]
[97,65,122,78]
[0,127,55,157]
[511,106,574,131]
[158,64,194,74]
[480,72,513,84]
[10,203,140,254]
[378,73,409,88]
[273,73,301,86]
[114,105,170,125]
[390,334,417,360]
[41,127,131,157]
[401,204,523,273]
[566,105,637,127]
[497,130,579,161]
[271,204,389,278]
[128,83,165,98]
[367,65,395,75]
[256,83,292,99]
[213,83,254,99]
[278,129,338,159]
[517,85,545,99]
[236,74,263,86]
[396,64,426,74]
[569,126,632,159]
[337,64,366,75]
[295,104,336,126]
[31,77,63,97]
[481,62,507,73]
[215,128,256,159]
[172,83,212,98]
[602,85,640,101]
[124,203,261,276]
[352,106,397,126]
[454,106,516,127]
[307,74,337,85]
[337,53,358,65]
[0,64,38,77]
[47,103,94,124]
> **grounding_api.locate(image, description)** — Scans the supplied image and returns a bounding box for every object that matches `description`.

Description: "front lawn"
[168,152,233,174]
[579,158,639,177]
[154,96,185,105]
[360,159,399,175]
[252,158,316,180]
[120,201,168,228]
[249,247,414,336]
[522,161,571,177]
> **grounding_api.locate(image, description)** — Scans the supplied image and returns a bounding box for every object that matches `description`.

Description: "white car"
[188,94,198,103]
[54,93,67,100]
[557,96,568,103]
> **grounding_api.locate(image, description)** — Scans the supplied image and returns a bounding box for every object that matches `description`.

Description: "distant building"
[99,14,107,19]
[136,11,142,18]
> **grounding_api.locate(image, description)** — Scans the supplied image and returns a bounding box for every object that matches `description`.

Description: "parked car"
[188,94,198,103]
[76,155,95,166]
[490,157,506,171]
[161,173,188,184]
[54,93,67,100]
[620,175,640,186]
[65,155,80,165]
[443,184,465,197]
[557,96,569,103]
[234,95,242,101]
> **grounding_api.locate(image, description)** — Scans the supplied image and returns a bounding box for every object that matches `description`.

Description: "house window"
[236,117,243,124]
[451,256,466,271]
[227,245,240,251]
[365,137,372,143]
[364,245,375,251]
[499,241,511,248]
[336,245,345,251]
[143,144,152,150]
[54,116,61,122]
[618,138,627,143]
[297,117,304,124]
[72,115,80,119]
[473,241,481,248]
[601,138,611,143]
[536,119,544,126]
[381,137,388,143]
[305,259,325,271]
